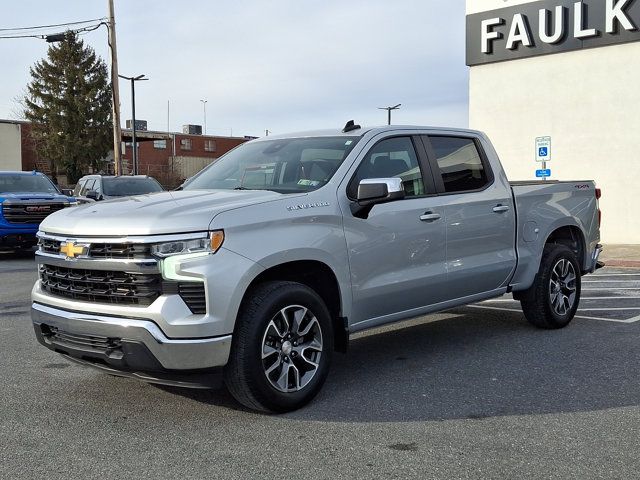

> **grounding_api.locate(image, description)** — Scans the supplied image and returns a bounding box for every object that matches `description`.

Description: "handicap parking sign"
[535,136,551,162]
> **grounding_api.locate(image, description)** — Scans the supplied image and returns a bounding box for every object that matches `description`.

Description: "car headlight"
[151,231,224,258]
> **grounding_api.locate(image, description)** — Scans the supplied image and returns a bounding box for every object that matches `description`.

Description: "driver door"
[342,136,448,329]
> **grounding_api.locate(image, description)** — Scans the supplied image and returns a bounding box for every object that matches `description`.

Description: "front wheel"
[519,244,581,329]
[224,281,333,413]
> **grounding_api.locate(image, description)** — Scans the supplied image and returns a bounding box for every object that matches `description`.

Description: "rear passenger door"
[421,135,516,298]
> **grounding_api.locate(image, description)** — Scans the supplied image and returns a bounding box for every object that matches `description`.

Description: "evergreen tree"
[23,31,112,184]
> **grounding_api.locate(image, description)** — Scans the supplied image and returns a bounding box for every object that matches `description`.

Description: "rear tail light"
[595,188,602,200]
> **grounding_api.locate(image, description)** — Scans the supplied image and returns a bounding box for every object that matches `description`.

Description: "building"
[0,120,41,172]
[466,0,640,244]
[121,127,250,187]
[0,118,251,188]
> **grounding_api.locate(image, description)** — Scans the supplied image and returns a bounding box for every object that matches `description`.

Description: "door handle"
[420,212,441,222]
[492,205,510,213]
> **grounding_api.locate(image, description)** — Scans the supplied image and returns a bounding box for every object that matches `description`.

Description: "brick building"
[121,128,250,187]
[0,119,252,188]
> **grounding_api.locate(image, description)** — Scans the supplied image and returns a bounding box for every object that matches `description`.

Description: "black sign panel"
[466,0,640,66]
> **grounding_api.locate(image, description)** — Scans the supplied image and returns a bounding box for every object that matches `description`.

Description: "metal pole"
[131,78,137,175]
[108,0,122,176]
[200,100,207,135]
[388,109,391,125]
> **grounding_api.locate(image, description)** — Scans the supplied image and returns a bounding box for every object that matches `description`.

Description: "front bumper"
[31,302,232,375]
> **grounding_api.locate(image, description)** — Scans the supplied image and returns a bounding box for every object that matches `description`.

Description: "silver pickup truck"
[31,124,602,412]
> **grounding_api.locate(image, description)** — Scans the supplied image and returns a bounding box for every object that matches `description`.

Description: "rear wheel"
[224,281,333,413]
[519,244,581,329]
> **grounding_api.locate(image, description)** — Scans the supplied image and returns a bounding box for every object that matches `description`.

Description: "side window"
[93,179,102,194]
[348,137,425,199]
[81,179,96,195]
[73,179,86,196]
[428,136,489,193]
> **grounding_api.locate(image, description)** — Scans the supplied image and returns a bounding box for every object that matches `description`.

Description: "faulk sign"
[466,0,640,66]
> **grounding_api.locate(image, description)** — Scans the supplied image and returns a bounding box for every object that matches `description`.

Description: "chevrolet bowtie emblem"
[60,242,86,259]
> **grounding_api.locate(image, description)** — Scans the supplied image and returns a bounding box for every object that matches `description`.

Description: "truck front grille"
[39,264,162,306]
[2,201,68,224]
[39,238,152,259]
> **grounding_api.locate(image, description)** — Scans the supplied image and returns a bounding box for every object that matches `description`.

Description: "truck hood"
[39,189,291,236]
[0,192,70,201]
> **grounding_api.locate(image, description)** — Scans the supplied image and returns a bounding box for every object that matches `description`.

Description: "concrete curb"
[602,260,640,268]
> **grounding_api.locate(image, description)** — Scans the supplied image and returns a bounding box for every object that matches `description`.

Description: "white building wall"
[0,122,22,171]
[467,0,640,244]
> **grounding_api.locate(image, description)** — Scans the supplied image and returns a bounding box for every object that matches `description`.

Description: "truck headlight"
[151,231,224,258]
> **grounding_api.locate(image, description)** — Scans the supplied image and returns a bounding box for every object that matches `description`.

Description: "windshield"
[184,136,361,193]
[0,173,59,194]
[102,177,164,196]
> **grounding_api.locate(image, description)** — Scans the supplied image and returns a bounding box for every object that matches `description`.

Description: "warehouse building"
[466,0,640,244]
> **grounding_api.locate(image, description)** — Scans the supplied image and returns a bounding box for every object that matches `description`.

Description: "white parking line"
[485,296,640,302]
[583,280,640,283]
[591,273,640,277]
[582,287,640,292]
[468,305,640,324]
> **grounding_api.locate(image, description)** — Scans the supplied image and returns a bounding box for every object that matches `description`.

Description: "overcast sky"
[0,0,468,138]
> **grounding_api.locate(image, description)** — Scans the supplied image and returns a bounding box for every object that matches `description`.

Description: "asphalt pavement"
[1,251,639,479]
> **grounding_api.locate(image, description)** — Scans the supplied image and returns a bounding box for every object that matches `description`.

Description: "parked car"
[74,175,164,202]
[31,124,602,412]
[0,171,76,251]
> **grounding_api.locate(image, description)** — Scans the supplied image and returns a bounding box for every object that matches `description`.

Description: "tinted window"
[73,179,86,196]
[102,177,164,196]
[428,137,488,193]
[81,179,96,195]
[184,137,361,193]
[348,137,425,198]
[0,174,59,194]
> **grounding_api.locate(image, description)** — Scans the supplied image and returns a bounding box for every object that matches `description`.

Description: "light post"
[119,74,148,175]
[378,104,402,125]
[200,99,207,135]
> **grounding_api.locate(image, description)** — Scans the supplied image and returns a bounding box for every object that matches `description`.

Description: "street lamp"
[200,100,208,135]
[378,104,402,125]
[119,74,148,175]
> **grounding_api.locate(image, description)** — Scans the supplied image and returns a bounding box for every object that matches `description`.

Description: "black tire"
[224,281,334,413]
[519,244,581,329]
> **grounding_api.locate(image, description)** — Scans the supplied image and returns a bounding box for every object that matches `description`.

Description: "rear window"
[428,136,489,193]
[102,177,164,196]
[0,174,59,194]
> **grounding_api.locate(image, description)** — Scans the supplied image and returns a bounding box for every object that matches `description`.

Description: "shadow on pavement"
[167,307,640,422]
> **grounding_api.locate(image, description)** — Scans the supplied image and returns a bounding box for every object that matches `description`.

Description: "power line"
[0,22,106,40]
[0,17,106,33]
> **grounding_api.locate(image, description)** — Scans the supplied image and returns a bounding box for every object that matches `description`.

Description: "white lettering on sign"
[470,0,639,64]
[574,2,599,39]
[539,6,565,44]
[607,0,637,33]
[481,18,504,53]
[507,14,534,49]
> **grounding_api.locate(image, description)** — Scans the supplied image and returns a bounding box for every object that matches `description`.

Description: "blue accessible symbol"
[538,147,548,157]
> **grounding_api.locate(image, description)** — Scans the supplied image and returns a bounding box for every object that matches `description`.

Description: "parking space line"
[583,280,640,283]
[484,296,640,302]
[468,305,640,324]
[582,287,640,292]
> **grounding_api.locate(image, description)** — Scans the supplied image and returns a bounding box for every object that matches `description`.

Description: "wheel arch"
[240,259,349,352]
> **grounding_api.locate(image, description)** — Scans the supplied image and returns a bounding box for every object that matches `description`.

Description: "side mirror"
[351,178,405,218]
[60,188,74,196]
[85,190,100,200]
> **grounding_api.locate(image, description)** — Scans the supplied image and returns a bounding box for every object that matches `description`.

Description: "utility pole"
[265,129,270,137]
[119,74,148,176]
[200,100,207,135]
[378,104,402,125]
[108,0,123,175]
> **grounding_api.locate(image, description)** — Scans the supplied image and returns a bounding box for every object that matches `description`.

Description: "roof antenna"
[342,120,361,133]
